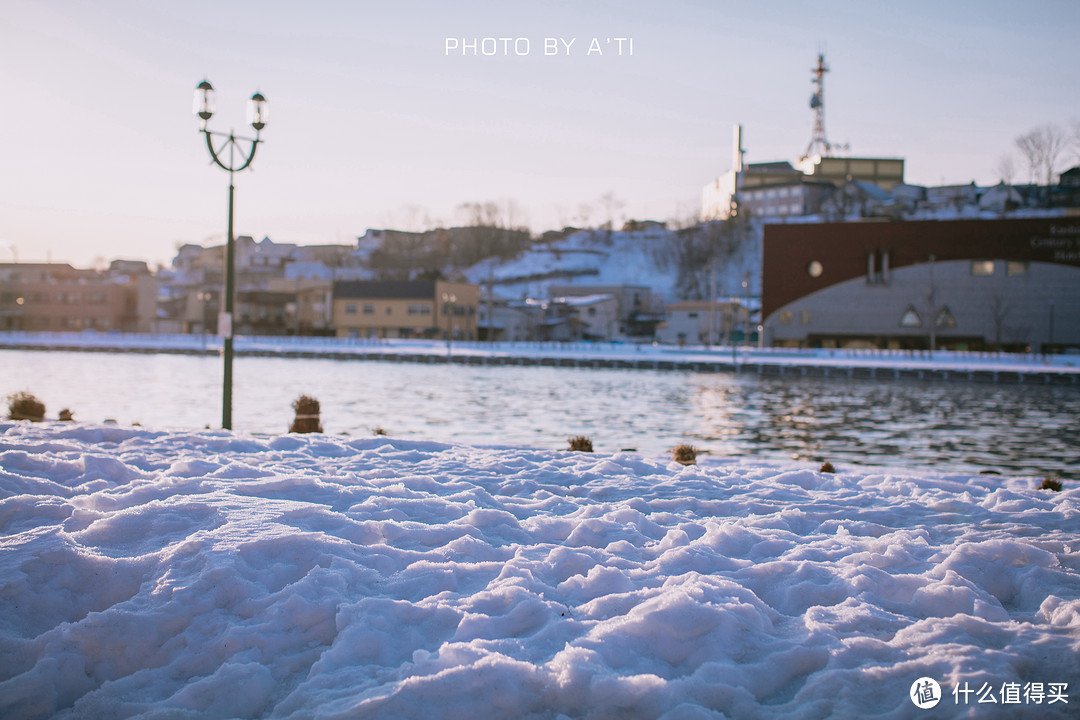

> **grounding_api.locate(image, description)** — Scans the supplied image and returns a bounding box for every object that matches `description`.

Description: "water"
[3,349,1078,479]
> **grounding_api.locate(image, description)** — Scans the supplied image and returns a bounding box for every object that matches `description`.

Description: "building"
[0,262,156,333]
[266,278,334,335]
[796,155,905,191]
[160,235,355,335]
[762,217,1080,352]
[547,284,662,338]
[477,299,531,342]
[656,300,750,346]
[550,294,619,341]
[735,175,834,221]
[332,280,479,340]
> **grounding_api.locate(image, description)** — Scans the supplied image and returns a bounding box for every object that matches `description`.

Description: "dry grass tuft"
[1040,477,1063,492]
[8,391,45,422]
[289,395,324,434]
[673,444,698,466]
[568,435,593,452]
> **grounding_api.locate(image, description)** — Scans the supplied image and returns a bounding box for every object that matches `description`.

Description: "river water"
[3,349,1077,479]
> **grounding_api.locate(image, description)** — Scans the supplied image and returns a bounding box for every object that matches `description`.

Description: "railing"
[0,331,1076,369]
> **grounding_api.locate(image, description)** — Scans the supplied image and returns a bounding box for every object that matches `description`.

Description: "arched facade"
[762,218,1080,351]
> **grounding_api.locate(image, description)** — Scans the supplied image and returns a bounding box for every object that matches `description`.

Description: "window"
[407,303,432,315]
[972,260,995,276]
[687,312,698,319]
[867,251,890,285]
[362,303,375,314]
[899,306,922,327]
[345,303,357,315]
[779,311,793,325]
[800,310,811,325]
[935,306,956,328]
[1007,261,1028,276]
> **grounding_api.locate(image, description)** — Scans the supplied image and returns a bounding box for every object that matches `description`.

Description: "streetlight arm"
[202,130,261,174]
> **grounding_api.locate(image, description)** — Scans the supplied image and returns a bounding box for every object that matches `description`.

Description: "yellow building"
[332,280,479,340]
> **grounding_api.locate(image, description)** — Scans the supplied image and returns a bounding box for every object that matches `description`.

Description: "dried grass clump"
[8,391,45,421]
[59,408,75,422]
[1040,478,1063,492]
[819,461,836,474]
[568,435,593,452]
[289,395,323,434]
[673,443,698,466]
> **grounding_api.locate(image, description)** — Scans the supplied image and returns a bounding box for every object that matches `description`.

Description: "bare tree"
[1015,123,1069,188]
[382,204,439,233]
[1016,130,1040,185]
[575,203,594,228]
[597,192,626,231]
[995,153,1017,185]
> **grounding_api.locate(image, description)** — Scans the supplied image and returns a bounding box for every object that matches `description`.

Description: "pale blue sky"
[0,0,1076,268]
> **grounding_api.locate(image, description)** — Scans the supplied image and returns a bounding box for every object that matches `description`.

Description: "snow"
[461,226,755,302]
[2,421,1077,718]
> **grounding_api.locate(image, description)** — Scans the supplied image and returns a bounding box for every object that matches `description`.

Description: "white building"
[657,300,749,346]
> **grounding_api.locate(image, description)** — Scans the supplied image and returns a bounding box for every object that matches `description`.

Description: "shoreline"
[3,332,1078,386]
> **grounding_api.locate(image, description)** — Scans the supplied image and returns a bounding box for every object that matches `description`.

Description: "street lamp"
[442,292,457,358]
[196,290,213,352]
[193,79,267,430]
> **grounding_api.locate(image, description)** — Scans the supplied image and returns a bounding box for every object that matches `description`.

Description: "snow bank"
[1,421,1077,718]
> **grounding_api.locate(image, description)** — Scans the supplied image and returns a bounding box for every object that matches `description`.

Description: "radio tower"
[802,52,834,160]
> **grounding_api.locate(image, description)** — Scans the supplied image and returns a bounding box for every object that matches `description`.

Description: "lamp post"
[197,290,212,352]
[193,79,268,430]
[442,292,457,359]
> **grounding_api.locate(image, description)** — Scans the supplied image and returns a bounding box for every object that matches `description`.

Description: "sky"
[0,0,1077,269]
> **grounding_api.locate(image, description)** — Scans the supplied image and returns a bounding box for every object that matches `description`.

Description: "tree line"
[998,120,1080,187]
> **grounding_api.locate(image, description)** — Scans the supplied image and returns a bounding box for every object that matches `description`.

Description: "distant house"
[1060,166,1080,189]
[266,278,334,335]
[332,280,479,340]
[657,300,749,346]
[550,294,619,341]
[477,298,531,342]
[547,284,661,338]
[0,262,156,333]
[979,183,1024,214]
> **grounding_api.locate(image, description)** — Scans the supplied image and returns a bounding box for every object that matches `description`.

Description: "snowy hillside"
[1,421,1077,718]
[464,222,762,303]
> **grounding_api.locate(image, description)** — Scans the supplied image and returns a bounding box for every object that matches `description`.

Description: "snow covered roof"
[551,294,615,307]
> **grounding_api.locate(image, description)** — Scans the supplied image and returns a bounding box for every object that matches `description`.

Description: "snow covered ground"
[2,421,1077,718]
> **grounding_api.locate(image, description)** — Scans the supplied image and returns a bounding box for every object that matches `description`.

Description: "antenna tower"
[803,53,835,160]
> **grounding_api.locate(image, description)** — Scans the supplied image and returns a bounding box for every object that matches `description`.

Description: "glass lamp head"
[248,91,268,132]
[194,80,215,127]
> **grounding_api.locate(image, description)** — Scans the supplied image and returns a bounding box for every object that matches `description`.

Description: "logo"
[911,677,942,709]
